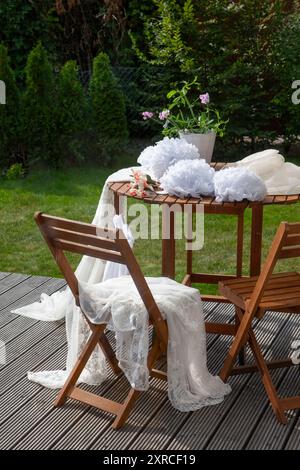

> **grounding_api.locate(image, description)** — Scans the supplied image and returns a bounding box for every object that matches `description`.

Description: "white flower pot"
[179,131,216,163]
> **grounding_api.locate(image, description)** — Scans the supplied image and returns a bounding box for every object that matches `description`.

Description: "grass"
[1,152,300,295]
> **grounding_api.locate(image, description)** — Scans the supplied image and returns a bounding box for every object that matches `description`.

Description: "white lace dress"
[78,276,231,411]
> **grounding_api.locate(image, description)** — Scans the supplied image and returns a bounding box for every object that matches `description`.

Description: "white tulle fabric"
[160,159,215,198]
[137,137,200,180]
[14,167,137,389]
[235,149,300,195]
[214,167,267,202]
[78,275,231,410]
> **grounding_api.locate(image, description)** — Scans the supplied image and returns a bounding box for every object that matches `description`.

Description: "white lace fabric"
[15,167,138,389]
[78,275,231,410]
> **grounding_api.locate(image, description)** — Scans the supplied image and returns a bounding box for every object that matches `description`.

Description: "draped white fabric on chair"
[13,167,136,388]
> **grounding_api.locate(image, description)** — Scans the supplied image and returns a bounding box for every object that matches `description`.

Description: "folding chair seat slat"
[260,295,300,308]
[285,222,300,234]
[222,271,298,288]
[232,281,300,298]
[278,246,300,259]
[285,234,300,246]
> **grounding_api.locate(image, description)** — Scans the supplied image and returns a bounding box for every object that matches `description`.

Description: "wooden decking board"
[0,279,65,343]
[113,308,238,450]
[0,273,299,450]
[3,355,115,450]
[0,275,55,315]
[45,304,220,450]
[245,366,300,450]
[0,344,67,426]
[14,372,123,450]
[128,339,239,450]
[206,370,284,450]
[0,324,66,396]
[0,320,63,372]
[90,382,168,451]
[39,300,222,450]
[50,377,150,450]
[166,310,298,450]
[284,408,300,449]
[165,376,245,451]
[206,312,300,450]
[0,277,65,329]
[0,273,31,297]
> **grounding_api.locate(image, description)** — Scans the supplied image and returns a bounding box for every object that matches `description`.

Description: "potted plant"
[142,78,228,163]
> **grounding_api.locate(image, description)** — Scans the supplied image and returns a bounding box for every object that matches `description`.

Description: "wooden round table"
[109,162,300,302]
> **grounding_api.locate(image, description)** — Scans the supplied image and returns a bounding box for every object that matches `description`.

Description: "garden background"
[0,0,300,292]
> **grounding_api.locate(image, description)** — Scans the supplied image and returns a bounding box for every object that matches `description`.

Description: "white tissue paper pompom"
[160,159,215,198]
[214,167,267,202]
[137,137,200,180]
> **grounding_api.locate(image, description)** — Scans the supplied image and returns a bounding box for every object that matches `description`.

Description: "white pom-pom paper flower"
[214,167,267,202]
[160,159,215,198]
[137,137,200,180]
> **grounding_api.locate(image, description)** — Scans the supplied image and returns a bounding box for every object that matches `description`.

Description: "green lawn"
[1,158,300,295]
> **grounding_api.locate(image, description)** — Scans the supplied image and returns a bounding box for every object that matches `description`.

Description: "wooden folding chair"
[34,212,168,429]
[218,221,300,424]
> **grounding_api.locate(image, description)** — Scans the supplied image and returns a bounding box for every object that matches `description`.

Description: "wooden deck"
[0,272,300,450]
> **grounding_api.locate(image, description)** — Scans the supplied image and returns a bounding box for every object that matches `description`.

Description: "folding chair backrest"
[247,221,300,314]
[35,212,168,344]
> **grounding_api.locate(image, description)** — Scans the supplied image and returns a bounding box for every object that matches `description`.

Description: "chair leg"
[54,324,105,407]
[220,308,254,382]
[98,332,122,375]
[112,388,141,429]
[235,307,246,366]
[248,329,287,424]
[85,316,121,375]
[112,333,163,429]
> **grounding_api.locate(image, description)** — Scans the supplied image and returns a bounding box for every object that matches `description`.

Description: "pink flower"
[129,187,137,196]
[130,169,155,197]
[199,93,210,105]
[159,109,170,120]
[132,169,142,181]
[142,111,154,120]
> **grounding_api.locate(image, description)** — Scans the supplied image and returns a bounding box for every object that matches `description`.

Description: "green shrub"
[0,44,20,169]
[89,52,128,163]
[0,1,58,78]
[5,162,24,180]
[271,12,300,145]
[22,42,58,166]
[57,60,89,162]
[130,1,300,156]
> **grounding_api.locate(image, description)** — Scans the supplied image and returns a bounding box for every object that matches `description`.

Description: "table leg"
[162,208,175,279]
[114,193,120,215]
[236,211,244,277]
[250,204,264,276]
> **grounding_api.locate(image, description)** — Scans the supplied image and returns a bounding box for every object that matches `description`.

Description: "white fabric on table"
[235,149,300,195]
[15,167,137,389]
[78,275,231,411]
